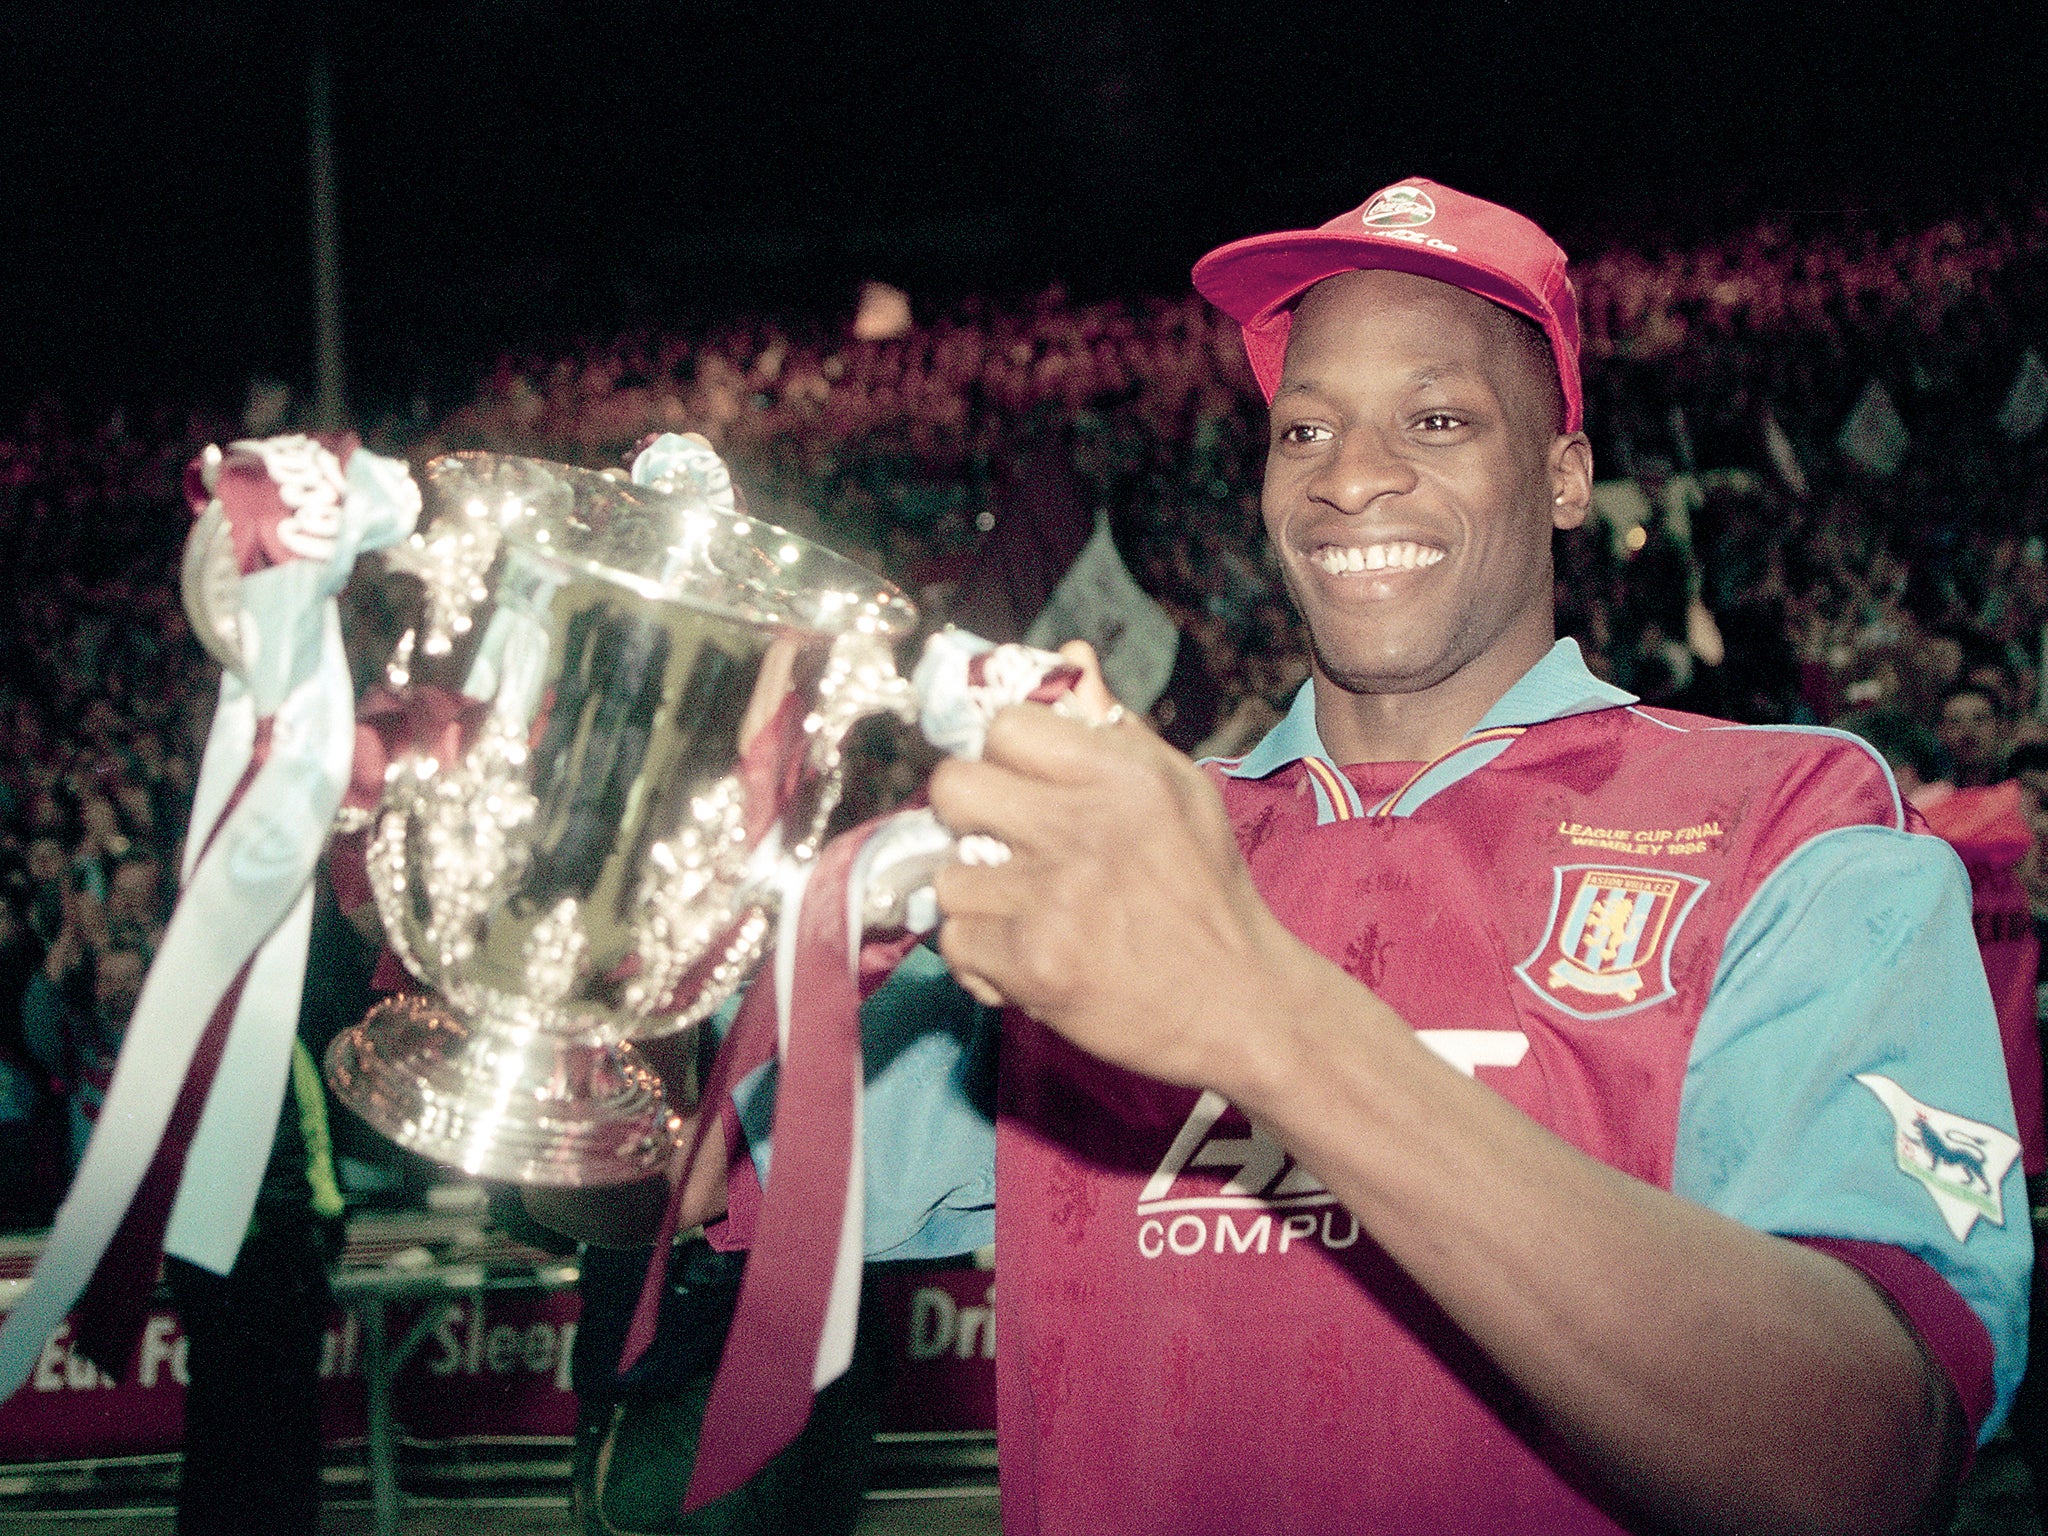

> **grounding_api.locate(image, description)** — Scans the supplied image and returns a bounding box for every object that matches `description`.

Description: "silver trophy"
[322,445,923,1185]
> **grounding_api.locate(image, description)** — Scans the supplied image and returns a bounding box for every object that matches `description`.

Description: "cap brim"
[1195,228,1554,343]
[1194,230,1571,420]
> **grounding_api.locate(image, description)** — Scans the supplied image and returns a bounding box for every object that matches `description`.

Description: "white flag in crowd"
[852,281,913,342]
[1025,510,1180,714]
[1836,379,1909,477]
[1762,409,1809,497]
[1998,350,2048,441]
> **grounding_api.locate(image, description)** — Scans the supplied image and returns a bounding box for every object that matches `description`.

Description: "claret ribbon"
[625,627,1083,1514]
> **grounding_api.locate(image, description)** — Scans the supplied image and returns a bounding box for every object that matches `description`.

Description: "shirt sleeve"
[1673,822,2033,1442]
[733,943,997,1261]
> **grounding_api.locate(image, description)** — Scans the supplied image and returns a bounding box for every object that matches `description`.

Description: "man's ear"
[1549,434,1594,531]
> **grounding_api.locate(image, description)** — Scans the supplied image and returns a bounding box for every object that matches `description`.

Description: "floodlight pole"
[307,12,349,429]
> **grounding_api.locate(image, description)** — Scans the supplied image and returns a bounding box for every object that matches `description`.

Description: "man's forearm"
[1230,955,1958,1536]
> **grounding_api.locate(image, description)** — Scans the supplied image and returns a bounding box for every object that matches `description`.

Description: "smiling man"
[1255,263,1585,759]
[538,180,2031,1536]
[915,180,2031,1535]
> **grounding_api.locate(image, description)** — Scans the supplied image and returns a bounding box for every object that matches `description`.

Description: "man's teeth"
[1311,542,1445,575]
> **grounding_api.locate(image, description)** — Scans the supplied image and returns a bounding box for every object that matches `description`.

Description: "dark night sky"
[5,0,2046,412]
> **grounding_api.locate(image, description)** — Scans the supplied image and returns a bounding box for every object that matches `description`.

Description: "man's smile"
[1306,539,1448,577]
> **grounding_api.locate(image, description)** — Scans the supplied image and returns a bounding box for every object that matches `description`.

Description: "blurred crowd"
[6,190,2048,1225]
[0,413,224,1226]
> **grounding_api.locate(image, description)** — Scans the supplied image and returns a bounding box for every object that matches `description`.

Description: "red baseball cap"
[1191,177,1583,433]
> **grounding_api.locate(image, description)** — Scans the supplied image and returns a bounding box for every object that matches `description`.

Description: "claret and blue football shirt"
[738,638,2031,1534]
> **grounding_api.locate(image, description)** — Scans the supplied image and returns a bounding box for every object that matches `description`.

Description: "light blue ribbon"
[0,443,418,1400]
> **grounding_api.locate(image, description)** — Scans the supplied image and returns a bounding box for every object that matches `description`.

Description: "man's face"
[1260,269,1586,710]
[1938,691,2002,777]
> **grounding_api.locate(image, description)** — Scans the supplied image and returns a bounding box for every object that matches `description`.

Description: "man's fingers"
[933,911,1015,1010]
[980,704,1109,783]
[979,696,1151,788]
[1054,640,1122,722]
[928,752,1075,853]
[929,855,1027,919]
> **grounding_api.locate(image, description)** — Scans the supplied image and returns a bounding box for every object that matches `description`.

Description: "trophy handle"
[850,807,1013,935]
[797,630,921,845]
[365,804,429,988]
[850,630,1113,935]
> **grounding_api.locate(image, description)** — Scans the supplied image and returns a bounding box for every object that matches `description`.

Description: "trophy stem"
[325,993,685,1187]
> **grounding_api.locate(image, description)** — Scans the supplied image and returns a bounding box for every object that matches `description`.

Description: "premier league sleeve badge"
[1856,1073,2022,1241]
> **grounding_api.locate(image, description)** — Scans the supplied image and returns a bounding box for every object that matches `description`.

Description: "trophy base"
[325,993,684,1187]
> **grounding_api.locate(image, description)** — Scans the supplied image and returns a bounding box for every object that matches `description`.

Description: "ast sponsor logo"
[1137,1032,1528,1260]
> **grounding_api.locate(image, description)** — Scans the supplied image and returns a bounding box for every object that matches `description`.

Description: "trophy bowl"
[324,449,919,1185]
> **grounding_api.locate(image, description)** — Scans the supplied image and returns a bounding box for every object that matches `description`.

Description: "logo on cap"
[1361,187,1436,229]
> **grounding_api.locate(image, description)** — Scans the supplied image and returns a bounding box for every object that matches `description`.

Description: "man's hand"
[926,687,1322,1098]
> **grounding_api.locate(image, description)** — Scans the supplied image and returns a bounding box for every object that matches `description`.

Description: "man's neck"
[1312,690,1492,766]
[1312,638,1552,766]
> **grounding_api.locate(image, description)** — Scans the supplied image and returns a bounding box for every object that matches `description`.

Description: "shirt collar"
[1470,637,1637,732]
[1222,638,1635,780]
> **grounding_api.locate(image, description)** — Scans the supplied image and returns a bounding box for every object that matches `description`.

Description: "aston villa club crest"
[1517,866,1708,1020]
[1361,187,1436,229]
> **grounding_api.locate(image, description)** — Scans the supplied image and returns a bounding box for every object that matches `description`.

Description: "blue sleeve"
[1674,824,2033,1440]
[733,944,997,1261]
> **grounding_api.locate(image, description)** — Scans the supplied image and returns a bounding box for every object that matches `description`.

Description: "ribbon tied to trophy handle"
[623,620,1116,1515]
[0,433,419,1407]
[846,627,1107,935]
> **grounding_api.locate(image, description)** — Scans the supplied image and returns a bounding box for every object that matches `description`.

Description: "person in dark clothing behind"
[163,870,363,1536]
[1940,681,2013,791]
[0,891,52,1227]
[568,1234,891,1536]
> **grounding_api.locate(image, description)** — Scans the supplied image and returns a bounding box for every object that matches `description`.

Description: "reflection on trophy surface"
[324,445,918,1186]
